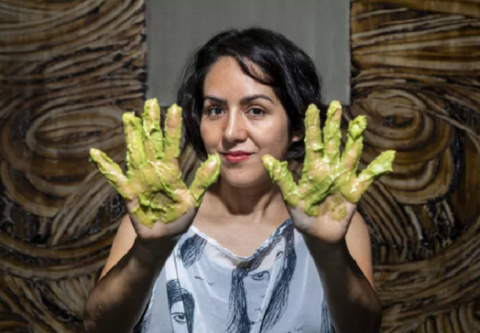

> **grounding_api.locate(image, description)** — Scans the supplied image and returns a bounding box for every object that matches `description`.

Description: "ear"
[290,132,303,144]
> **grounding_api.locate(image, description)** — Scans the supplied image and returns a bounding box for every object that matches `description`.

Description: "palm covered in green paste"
[90,99,221,229]
[262,101,395,242]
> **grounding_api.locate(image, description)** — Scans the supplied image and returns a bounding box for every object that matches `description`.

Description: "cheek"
[257,121,291,156]
[200,122,216,151]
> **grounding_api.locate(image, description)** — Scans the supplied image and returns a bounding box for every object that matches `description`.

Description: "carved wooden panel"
[351,0,480,331]
[0,1,146,332]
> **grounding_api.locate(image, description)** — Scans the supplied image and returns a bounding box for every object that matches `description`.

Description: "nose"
[224,109,247,143]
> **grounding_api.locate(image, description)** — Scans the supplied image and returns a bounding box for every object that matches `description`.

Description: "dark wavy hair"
[177,27,325,161]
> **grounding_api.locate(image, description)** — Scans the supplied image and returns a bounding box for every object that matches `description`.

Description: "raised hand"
[262,101,395,242]
[90,99,221,234]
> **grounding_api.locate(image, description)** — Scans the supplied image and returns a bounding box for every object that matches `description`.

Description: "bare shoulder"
[345,211,375,288]
[98,214,137,281]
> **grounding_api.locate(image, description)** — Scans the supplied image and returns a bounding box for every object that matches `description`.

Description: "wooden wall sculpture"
[0,1,146,332]
[350,0,480,332]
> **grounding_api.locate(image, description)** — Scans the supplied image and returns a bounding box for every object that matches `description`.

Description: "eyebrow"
[203,94,275,105]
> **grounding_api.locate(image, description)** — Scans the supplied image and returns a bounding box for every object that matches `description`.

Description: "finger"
[164,104,183,163]
[262,154,300,207]
[123,112,146,170]
[332,115,367,198]
[189,153,221,205]
[323,101,343,165]
[304,104,323,167]
[354,150,396,198]
[341,115,367,174]
[142,98,164,160]
[90,148,131,199]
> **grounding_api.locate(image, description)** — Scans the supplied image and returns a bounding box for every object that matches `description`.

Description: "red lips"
[223,150,252,163]
[226,150,251,156]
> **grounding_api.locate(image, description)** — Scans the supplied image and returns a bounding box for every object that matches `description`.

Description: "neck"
[203,176,287,219]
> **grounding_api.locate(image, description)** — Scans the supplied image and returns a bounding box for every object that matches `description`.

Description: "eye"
[250,270,270,281]
[207,106,224,116]
[275,251,284,260]
[247,108,265,117]
[172,312,187,324]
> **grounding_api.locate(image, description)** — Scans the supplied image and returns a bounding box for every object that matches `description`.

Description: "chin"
[220,167,270,189]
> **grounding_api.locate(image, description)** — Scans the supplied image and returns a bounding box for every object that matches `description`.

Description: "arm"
[262,101,393,333]
[304,211,381,333]
[84,100,221,333]
[83,215,176,333]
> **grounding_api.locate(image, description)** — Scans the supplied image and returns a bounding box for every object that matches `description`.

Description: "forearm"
[83,238,176,333]
[304,236,382,333]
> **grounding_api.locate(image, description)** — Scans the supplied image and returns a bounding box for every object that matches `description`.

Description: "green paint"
[142,98,164,161]
[262,155,301,207]
[263,101,396,219]
[318,194,348,220]
[190,153,222,205]
[90,99,222,228]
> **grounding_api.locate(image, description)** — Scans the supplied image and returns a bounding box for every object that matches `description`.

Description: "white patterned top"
[135,219,334,333]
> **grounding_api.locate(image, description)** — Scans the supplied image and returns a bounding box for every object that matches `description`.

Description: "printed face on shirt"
[167,280,195,333]
[243,237,286,324]
[171,301,189,333]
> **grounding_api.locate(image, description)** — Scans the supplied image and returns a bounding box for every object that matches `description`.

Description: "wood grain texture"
[351,1,480,331]
[0,1,146,332]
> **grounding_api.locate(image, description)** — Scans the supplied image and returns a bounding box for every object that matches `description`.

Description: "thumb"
[262,154,300,207]
[189,154,222,205]
[356,150,396,197]
[90,148,132,199]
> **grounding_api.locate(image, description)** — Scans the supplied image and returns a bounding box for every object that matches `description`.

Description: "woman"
[84,28,386,333]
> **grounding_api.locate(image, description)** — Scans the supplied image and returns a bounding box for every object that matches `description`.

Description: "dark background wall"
[146,0,351,105]
[0,0,479,332]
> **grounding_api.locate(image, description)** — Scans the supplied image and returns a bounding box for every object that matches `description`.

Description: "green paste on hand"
[90,99,222,227]
[263,100,396,219]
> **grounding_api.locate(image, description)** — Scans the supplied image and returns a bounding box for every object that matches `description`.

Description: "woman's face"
[200,57,301,188]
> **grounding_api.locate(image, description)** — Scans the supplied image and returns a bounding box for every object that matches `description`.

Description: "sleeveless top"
[135,219,335,333]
